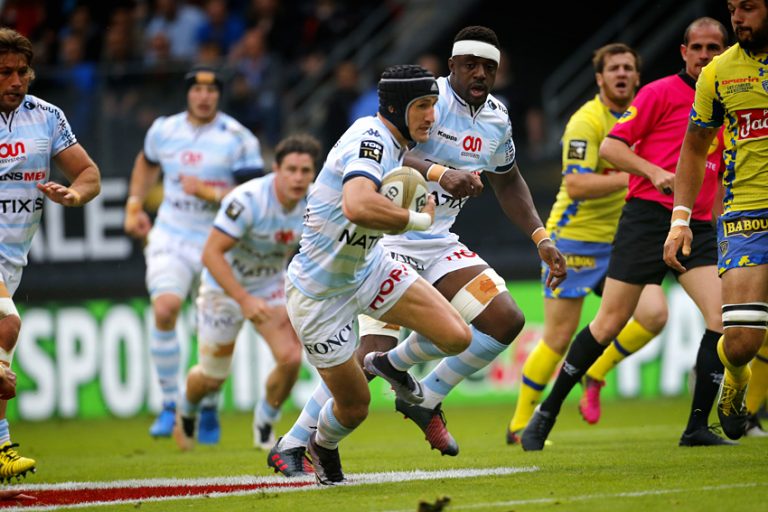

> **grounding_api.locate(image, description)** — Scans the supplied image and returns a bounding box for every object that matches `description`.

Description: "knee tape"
[450,268,506,323]
[198,340,236,380]
[358,314,401,338]
[722,302,768,330]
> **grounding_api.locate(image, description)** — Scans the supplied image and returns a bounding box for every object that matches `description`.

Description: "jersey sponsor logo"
[431,191,468,210]
[0,141,26,161]
[567,140,587,160]
[359,140,383,163]
[231,258,279,278]
[303,322,353,356]
[338,228,381,250]
[364,128,381,138]
[180,151,203,165]
[169,197,218,212]
[462,135,482,153]
[736,109,768,140]
[274,229,295,244]
[389,251,425,271]
[444,248,477,262]
[0,197,44,213]
[369,264,410,310]
[617,105,637,124]
[564,254,596,271]
[722,217,768,237]
[436,129,458,142]
[225,199,245,220]
[0,170,46,181]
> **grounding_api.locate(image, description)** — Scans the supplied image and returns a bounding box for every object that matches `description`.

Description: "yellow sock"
[586,319,655,381]
[509,340,563,432]
[746,339,768,413]
[717,336,752,384]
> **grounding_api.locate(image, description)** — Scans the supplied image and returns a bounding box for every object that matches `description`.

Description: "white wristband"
[405,210,432,231]
[672,205,692,215]
[536,237,552,248]
[671,219,690,228]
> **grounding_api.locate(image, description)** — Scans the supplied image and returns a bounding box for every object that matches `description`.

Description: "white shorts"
[145,228,204,300]
[382,238,488,284]
[0,259,23,297]
[358,238,488,338]
[197,274,286,343]
[286,258,418,369]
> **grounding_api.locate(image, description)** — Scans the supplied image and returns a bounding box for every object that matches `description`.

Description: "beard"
[737,20,768,51]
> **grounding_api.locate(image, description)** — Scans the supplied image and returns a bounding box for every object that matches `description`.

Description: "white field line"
[0,466,538,512]
[384,481,767,512]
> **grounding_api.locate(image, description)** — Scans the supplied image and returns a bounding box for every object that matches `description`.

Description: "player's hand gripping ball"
[379,166,429,212]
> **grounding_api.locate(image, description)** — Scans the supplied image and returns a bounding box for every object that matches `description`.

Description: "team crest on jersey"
[568,140,587,160]
[359,140,383,163]
[225,199,245,220]
[617,105,637,124]
[719,240,729,257]
[762,79,768,93]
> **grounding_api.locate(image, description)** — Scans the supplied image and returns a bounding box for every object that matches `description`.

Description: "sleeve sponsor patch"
[225,199,245,220]
[359,140,384,163]
[567,140,587,160]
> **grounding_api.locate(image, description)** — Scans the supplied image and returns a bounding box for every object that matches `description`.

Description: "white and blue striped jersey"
[391,76,516,245]
[201,173,304,291]
[0,94,77,266]
[287,116,406,299]
[144,111,263,244]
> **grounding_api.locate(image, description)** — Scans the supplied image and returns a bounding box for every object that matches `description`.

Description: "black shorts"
[608,198,717,285]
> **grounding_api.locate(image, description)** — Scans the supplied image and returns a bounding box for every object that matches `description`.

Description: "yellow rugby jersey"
[692,44,768,213]
[546,95,626,242]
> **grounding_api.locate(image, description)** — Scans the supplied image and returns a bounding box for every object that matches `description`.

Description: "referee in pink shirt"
[521,17,732,450]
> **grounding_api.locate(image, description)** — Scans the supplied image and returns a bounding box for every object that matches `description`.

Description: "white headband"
[451,40,500,64]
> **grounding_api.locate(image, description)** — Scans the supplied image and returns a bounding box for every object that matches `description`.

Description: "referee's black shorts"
[608,198,717,285]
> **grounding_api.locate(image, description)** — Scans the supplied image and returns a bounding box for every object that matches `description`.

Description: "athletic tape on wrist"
[405,210,432,231]
[426,164,447,183]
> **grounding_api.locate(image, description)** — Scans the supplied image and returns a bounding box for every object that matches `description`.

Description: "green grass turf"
[12,396,768,511]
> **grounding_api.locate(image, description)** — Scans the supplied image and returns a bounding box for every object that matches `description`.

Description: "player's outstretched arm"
[403,155,482,198]
[663,122,718,273]
[41,143,101,206]
[486,164,567,288]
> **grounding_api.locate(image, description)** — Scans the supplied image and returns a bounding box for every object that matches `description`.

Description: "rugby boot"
[505,426,521,446]
[307,432,345,485]
[254,422,275,450]
[678,425,737,446]
[267,437,313,477]
[197,407,221,445]
[363,352,423,404]
[717,375,750,440]
[149,401,176,438]
[744,413,768,438]
[521,406,556,451]
[578,376,604,425]
[395,398,458,456]
[0,443,35,483]
[173,414,195,451]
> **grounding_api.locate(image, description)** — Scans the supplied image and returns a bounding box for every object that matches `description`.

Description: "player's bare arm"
[403,154,482,198]
[40,143,101,207]
[179,174,231,203]
[663,121,718,273]
[202,228,272,324]
[600,136,675,194]
[486,165,567,289]
[342,175,435,232]
[564,171,628,200]
[123,151,161,239]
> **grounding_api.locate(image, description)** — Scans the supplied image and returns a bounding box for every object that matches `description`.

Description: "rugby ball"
[379,166,429,212]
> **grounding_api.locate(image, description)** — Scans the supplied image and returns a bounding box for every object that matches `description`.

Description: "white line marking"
[384,481,767,512]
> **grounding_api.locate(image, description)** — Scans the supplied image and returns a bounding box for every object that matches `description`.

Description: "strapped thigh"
[450,268,507,323]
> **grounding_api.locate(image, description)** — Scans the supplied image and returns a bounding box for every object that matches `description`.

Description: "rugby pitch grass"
[2,397,766,511]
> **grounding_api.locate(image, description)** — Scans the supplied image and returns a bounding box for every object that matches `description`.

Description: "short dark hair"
[0,28,35,79]
[274,133,322,168]
[592,43,641,73]
[683,17,729,47]
[453,25,500,48]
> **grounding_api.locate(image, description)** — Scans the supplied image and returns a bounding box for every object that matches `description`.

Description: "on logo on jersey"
[617,105,637,124]
[0,142,26,161]
[462,135,482,153]
[359,140,383,163]
[736,109,768,140]
[181,151,203,165]
[274,229,295,244]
